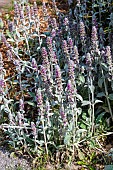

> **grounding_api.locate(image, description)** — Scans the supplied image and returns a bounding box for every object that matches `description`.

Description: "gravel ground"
[0,146,32,170]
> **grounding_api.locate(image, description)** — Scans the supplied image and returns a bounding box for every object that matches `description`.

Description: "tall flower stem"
[101,69,113,121]
[42,118,48,156]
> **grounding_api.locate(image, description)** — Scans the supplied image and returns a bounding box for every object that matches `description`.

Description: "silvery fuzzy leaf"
[97,92,105,98]
[89,84,95,94]
[98,77,104,88]
[94,100,103,104]
[75,94,83,101]
[109,94,113,100]
[82,100,91,106]
[76,129,87,134]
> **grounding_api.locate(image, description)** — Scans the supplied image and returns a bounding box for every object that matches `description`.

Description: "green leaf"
[64,133,71,145]
[80,123,86,129]
[98,77,104,88]
[97,92,105,98]
[6,30,12,38]
[78,149,85,160]
[79,75,85,84]
[96,112,106,123]
[109,94,113,100]
[82,100,91,106]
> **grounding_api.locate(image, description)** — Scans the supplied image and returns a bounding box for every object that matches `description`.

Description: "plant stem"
[101,69,113,121]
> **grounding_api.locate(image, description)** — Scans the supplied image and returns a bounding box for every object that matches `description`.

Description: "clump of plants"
[0,0,113,168]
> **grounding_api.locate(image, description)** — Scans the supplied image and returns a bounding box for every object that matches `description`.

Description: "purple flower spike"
[32,58,38,71]
[40,65,47,82]
[31,6,35,19]
[33,2,38,16]
[52,18,58,30]
[55,65,63,92]
[62,40,68,55]
[64,17,69,26]
[20,9,24,20]
[14,1,19,18]
[51,29,56,38]
[41,47,50,71]
[79,20,86,43]
[66,80,74,104]
[106,46,113,74]
[68,60,75,81]
[19,99,24,112]
[17,112,23,126]
[72,45,79,65]
[0,79,5,87]
[8,20,14,32]
[31,122,37,137]
[26,5,31,19]
[36,88,43,106]
[60,105,67,126]
[47,37,53,51]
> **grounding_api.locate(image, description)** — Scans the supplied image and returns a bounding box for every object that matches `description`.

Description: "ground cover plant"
[0,0,113,169]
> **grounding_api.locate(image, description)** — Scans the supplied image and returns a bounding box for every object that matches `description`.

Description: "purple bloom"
[0,79,5,87]
[91,26,99,52]
[68,60,75,81]
[26,5,31,19]
[41,47,50,71]
[17,112,23,126]
[19,99,24,112]
[72,45,79,65]
[64,17,69,26]
[60,105,67,126]
[66,80,74,104]
[36,88,43,106]
[8,20,14,32]
[7,50,13,61]
[33,2,38,16]
[62,40,68,55]
[31,6,35,19]
[105,46,113,75]
[31,58,38,71]
[47,37,53,51]
[20,9,24,20]
[86,53,92,70]
[51,29,56,38]
[31,122,37,137]
[79,20,86,42]
[40,65,47,82]
[14,1,19,18]
[1,34,12,50]
[55,65,63,92]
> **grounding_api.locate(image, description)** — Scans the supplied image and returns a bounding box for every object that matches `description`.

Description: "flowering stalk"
[31,122,37,149]
[60,104,67,126]
[55,64,63,97]
[100,46,113,121]
[36,88,48,155]
[86,52,95,135]
[66,79,77,157]
[0,53,5,99]
[79,20,86,46]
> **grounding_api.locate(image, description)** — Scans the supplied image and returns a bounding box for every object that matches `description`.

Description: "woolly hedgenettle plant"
[0,0,113,165]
